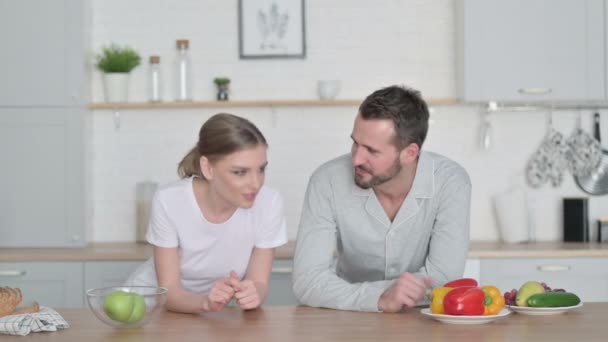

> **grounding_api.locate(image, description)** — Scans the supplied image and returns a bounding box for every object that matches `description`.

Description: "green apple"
[103,290,146,323]
[126,294,146,323]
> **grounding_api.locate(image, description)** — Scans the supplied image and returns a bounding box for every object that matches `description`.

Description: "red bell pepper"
[443,286,485,316]
[444,278,478,288]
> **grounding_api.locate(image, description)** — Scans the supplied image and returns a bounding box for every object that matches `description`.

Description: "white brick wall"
[90,0,608,242]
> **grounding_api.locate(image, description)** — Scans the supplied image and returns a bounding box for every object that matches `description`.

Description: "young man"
[292,85,471,313]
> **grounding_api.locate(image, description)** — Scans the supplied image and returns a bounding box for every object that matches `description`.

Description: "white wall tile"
[89,0,608,242]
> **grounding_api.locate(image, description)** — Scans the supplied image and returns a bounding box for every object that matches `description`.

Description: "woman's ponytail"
[177,145,202,178]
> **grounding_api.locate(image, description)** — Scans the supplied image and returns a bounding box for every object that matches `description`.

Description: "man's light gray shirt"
[292,151,471,312]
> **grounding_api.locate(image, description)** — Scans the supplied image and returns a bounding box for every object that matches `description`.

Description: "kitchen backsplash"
[91,105,608,242]
[89,0,608,242]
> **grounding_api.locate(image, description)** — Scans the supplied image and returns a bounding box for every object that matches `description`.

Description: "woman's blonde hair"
[177,113,267,178]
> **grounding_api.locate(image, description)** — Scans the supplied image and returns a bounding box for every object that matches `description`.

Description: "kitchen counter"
[3,304,605,341]
[0,242,296,262]
[1,241,608,262]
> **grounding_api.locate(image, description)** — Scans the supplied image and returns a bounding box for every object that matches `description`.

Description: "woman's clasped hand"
[206,271,262,311]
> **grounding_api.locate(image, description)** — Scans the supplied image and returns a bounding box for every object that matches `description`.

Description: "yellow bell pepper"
[481,285,505,315]
[430,287,453,314]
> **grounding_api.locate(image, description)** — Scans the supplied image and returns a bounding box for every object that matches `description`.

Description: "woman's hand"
[229,271,262,310]
[204,278,235,311]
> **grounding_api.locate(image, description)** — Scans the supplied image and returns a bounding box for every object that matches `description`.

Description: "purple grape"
[540,282,552,292]
[504,289,518,305]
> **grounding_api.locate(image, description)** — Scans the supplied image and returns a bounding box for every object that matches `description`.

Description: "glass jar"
[148,55,162,102]
[135,181,158,243]
[174,39,192,101]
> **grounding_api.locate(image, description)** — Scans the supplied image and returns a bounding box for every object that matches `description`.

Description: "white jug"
[492,187,534,243]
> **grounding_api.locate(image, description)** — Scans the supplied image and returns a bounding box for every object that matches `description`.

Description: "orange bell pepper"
[482,285,505,315]
[430,287,453,314]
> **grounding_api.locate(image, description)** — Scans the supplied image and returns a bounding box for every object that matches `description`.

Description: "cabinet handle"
[518,88,552,95]
[537,265,570,272]
[271,267,293,274]
[0,270,27,277]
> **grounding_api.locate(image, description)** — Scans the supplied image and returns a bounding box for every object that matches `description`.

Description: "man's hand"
[378,272,433,313]
[204,278,235,312]
[228,271,262,310]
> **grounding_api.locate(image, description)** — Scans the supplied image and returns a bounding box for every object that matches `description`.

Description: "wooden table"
[4,304,607,341]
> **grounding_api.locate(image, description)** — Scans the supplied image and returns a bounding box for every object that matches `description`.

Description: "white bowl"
[86,286,167,328]
[317,80,341,99]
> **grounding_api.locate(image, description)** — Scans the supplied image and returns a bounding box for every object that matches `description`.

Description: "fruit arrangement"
[429,278,505,316]
[103,290,146,323]
[503,281,581,308]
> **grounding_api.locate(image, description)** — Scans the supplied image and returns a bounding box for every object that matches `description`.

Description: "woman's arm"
[154,246,234,313]
[232,247,274,309]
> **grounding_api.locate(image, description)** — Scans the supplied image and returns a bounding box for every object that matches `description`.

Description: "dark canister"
[563,198,589,242]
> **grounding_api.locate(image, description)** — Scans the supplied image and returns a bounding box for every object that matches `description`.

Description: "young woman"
[126,113,287,313]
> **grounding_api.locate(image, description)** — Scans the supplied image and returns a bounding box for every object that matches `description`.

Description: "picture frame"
[238,0,306,59]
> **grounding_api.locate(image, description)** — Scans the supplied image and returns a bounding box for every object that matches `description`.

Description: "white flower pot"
[103,73,130,103]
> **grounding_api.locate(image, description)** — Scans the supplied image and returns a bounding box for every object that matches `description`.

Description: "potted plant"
[96,44,141,103]
[213,77,231,101]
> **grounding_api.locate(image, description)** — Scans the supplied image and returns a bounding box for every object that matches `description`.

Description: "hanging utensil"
[574,112,608,195]
[526,111,568,187]
[565,111,602,177]
[478,110,492,150]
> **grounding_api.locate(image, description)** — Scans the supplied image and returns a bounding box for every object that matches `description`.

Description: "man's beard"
[354,157,402,189]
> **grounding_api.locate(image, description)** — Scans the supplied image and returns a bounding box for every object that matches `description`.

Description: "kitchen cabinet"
[84,261,142,290]
[480,258,608,302]
[267,259,298,306]
[0,0,89,247]
[0,0,87,106]
[0,262,83,308]
[0,108,87,247]
[463,259,480,280]
[458,0,605,102]
[265,259,482,306]
[85,259,298,307]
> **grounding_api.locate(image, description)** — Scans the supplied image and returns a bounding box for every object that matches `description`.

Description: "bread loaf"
[11,301,40,315]
[0,287,38,317]
[0,287,19,317]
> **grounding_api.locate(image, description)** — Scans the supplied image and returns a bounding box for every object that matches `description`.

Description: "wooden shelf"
[89,98,460,110]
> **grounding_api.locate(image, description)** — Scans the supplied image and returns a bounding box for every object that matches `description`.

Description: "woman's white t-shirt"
[125,177,288,294]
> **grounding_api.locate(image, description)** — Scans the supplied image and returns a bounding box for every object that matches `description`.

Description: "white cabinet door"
[0,108,86,247]
[84,261,142,290]
[0,262,83,308]
[480,258,608,302]
[0,0,87,106]
[463,259,480,280]
[459,0,605,102]
[266,259,297,306]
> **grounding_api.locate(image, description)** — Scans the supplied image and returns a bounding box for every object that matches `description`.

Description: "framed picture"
[238,0,306,59]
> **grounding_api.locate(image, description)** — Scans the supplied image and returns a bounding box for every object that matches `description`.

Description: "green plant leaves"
[97,44,141,73]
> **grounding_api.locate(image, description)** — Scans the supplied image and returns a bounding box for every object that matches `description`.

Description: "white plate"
[506,302,583,316]
[420,308,511,325]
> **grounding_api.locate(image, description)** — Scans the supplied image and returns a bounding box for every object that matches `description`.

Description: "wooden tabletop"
[3,304,606,341]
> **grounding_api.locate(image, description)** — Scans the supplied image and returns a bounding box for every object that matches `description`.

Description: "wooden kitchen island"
[4,303,606,341]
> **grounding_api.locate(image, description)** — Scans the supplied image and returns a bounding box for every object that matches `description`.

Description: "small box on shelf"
[598,219,608,243]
